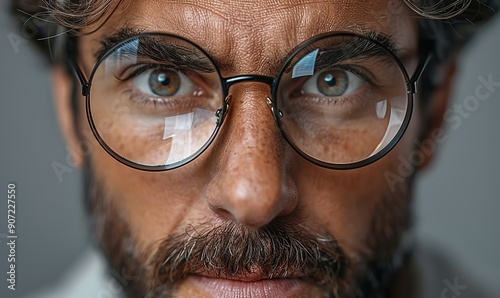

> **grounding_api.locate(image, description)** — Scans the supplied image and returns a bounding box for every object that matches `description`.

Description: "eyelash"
[298,90,371,116]
[126,89,197,110]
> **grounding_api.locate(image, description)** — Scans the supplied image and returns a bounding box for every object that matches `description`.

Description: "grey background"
[1,1,499,297]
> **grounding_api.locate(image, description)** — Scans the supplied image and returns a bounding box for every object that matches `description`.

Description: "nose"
[205,83,298,228]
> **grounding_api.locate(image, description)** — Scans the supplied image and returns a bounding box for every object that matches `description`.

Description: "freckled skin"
[62,0,436,297]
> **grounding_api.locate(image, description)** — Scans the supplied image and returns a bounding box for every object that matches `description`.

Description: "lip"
[188,274,304,297]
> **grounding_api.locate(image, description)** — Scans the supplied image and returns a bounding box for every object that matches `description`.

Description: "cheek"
[291,111,421,257]
[78,107,208,250]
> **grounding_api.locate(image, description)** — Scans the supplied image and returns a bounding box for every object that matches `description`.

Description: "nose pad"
[215,95,231,126]
[266,96,283,119]
[205,84,298,228]
[217,95,278,127]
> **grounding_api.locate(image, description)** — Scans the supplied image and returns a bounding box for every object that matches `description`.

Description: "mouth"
[187,272,309,298]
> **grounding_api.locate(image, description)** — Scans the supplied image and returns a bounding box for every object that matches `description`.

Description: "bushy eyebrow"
[312,33,400,70]
[365,31,398,54]
[94,27,144,60]
[93,27,402,74]
[94,28,216,72]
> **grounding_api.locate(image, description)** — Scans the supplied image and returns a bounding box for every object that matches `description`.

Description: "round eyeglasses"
[68,32,430,171]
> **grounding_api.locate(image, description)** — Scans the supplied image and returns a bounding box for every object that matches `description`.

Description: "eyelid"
[309,64,382,90]
[333,64,381,88]
[115,63,179,82]
[286,92,373,123]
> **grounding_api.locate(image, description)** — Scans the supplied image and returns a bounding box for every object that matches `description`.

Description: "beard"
[82,160,413,298]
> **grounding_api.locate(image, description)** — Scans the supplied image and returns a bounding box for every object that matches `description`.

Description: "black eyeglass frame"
[67,31,432,171]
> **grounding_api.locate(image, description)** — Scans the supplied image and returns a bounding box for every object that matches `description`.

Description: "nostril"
[208,205,234,221]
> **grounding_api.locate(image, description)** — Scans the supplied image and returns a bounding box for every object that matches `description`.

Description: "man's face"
[69,0,426,297]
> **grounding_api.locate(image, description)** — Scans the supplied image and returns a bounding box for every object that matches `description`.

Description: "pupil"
[158,73,169,86]
[317,70,348,96]
[324,74,336,87]
[149,69,180,96]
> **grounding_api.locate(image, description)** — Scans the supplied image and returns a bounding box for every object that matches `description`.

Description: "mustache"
[146,218,349,296]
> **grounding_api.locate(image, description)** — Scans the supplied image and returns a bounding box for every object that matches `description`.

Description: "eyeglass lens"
[276,34,408,165]
[89,35,223,167]
[87,34,409,168]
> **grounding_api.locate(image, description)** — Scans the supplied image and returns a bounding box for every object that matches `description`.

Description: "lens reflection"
[88,35,222,167]
[276,34,409,165]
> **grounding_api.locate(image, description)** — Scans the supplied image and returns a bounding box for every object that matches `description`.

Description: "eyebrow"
[94,27,216,72]
[315,31,400,69]
[94,27,143,60]
[94,28,402,74]
[365,31,398,54]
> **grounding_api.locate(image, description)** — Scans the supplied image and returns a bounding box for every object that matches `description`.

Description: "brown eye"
[317,70,348,96]
[148,69,181,96]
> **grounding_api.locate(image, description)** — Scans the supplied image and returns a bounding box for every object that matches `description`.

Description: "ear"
[417,59,457,170]
[52,66,84,168]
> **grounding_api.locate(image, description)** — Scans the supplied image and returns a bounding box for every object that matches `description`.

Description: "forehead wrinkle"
[85,0,416,76]
[187,0,373,74]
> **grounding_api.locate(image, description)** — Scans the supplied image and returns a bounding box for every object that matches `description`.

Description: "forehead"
[82,0,418,75]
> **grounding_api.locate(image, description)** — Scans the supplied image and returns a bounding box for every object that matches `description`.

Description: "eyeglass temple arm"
[66,36,91,97]
[409,41,433,94]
